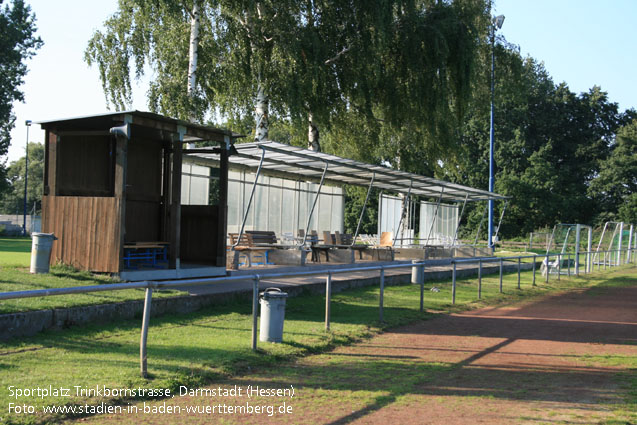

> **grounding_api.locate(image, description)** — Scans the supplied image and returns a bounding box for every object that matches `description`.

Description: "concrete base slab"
[454,246,492,257]
[267,248,309,266]
[393,246,492,260]
[361,248,394,261]
[120,265,226,282]
[326,248,355,263]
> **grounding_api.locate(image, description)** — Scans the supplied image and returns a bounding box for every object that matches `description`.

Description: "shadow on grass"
[214,349,623,425]
[209,311,634,424]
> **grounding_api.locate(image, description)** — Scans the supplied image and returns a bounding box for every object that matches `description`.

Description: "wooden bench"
[123,242,169,269]
[228,231,289,267]
[246,230,278,245]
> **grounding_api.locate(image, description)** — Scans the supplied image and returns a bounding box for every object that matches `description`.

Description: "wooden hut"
[38,111,233,280]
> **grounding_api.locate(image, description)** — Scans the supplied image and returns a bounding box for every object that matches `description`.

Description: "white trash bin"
[259,288,288,343]
[30,233,57,274]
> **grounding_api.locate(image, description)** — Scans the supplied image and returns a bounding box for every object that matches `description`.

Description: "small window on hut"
[181,163,221,206]
[56,135,114,196]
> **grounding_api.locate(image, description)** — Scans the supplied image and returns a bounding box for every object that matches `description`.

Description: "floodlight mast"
[23,120,32,236]
[488,14,504,250]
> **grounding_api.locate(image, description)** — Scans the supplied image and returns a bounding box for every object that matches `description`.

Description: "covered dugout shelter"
[185,141,507,262]
[37,111,235,280]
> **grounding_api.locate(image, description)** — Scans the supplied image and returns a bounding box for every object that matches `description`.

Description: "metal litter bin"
[30,233,57,274]
[411,260,424,284]
[259,288,288,342]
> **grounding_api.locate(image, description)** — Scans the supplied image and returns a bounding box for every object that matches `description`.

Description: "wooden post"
[162,146,172,243]
[216,137,230,267]
[114,134,128,272]
[169,135,183,268]
[46,132,58,196]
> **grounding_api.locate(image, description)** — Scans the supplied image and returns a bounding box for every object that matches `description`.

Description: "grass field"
[0,238,185,314]
[1,264,634,425]
[0,237,31,267]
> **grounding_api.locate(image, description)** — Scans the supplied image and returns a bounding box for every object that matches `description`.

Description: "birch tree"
[86,0,486,159]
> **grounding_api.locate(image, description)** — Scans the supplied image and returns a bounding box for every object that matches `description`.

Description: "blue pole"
[22,120,31,236]
[488,25,495,250]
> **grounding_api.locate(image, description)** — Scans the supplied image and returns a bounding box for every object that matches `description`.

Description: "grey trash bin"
[259,288,288,343]
[411,260,424,284]
[30,233,57,274]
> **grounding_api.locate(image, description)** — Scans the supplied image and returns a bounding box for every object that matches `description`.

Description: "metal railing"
[1,247,635,377]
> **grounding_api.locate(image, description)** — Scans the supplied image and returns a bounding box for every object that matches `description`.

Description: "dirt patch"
[75,285,637,424]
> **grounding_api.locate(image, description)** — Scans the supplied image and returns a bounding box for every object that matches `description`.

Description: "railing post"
[545,254,550,283]
[532,255,536,286]
[252,275,260,351]
[575,250,580,276]
[557,253,561,281]
[420,264,425,312]
[140,287,153,378]
[499,258,503,293]
[452,261,457,304]
[517,257,521,289]
[325,272,332,331]
[379,268,385,323]
[567,253,571,277]
[478,259,482,299]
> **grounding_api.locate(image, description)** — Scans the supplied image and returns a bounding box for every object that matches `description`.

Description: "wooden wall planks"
[42,196,121,273]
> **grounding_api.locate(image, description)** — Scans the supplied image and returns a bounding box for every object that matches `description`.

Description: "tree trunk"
[187,2,200,97]
[308,112,320,152]
[186,1,200,148]
[254,83,269,142]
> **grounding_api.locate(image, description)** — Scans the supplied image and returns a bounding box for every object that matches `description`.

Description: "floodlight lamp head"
[25,120,32,126]
[493,15,505,29]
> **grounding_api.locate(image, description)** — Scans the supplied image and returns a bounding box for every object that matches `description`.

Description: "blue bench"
[123,242,169,269]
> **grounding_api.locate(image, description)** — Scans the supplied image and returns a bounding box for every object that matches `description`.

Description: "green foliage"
[589,118,637,224]
[343,186,379,235]
[84,0,637,237]
[446,44,634,238]
[0,141,43,214]
[86,0,487,152]
[0,0,42,194]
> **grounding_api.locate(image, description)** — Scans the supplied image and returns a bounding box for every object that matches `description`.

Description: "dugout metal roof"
[187,141,506,202]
